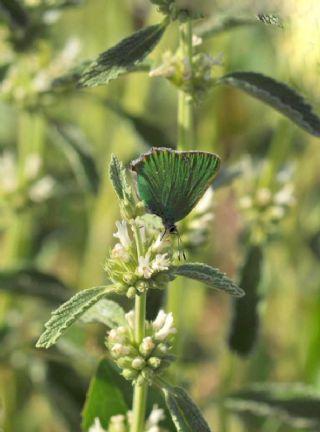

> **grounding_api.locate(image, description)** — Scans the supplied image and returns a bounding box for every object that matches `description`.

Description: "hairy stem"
[131,225,148,432]
[178,20,194,150]
[167,18,194,380]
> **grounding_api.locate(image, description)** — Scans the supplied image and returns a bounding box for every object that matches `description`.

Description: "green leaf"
[172,263,245,298]
[228,245,263,356]
[0,266,69,304]
[81,299,126,328]
[109,153,131,201]
[78,21,167,88]
[224,383,320,429]
[48,121,100,194]
[82,359,130,431]
[195,12,282,39]
[36,286,113,349]
[162,384,212,432]
[105,100,175,149]
[217,72,320,137]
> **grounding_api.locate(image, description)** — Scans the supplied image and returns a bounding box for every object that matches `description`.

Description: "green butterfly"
[130,147,221,235]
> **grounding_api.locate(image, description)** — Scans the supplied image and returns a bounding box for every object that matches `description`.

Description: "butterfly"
[130,147,221,237]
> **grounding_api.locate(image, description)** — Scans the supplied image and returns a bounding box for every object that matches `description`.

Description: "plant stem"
[131,225,148,432]
[167,19,194,378]
[178,20,194,150]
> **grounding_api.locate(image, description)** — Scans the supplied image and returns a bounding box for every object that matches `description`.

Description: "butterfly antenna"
[160,227,167,241]
[176,230,187,261]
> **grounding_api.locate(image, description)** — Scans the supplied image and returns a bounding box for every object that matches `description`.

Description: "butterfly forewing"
[130,148,220,225]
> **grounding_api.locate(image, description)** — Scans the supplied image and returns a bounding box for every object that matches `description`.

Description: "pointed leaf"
[217,72,320,137]
[0,266,69,304]
[109,154,127,200]
[105,100,175,149]
[78,21,167,88]
[172,263,245,297]
[36,286,113,349]
[228,245,263,356]
[48,121,100,194]
[82,359,130,431]
[162,384,212,432]
[195,13,282,38]
[224,383,320,429]
[81,299,126,328]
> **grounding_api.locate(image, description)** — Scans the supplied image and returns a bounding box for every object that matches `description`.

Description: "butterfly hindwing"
[130,148,220,225]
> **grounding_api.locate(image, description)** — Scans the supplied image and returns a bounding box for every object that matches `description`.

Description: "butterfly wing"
[130,148,221,224]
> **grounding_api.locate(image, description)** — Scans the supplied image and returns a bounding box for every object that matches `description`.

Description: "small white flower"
[111,243,130,262]
[153,311,176,341]
[29,176,55,202]
[0,152,17,193]
[141,336,155,353]
[274,184,295,206]
[25,154,42,179]
[113,221,131,249]
[89,418,106,432]
[151,254,170,272]
[109,414,126,430]
[151,234,163,252]
[125,311,135,329]
[147,405,165,426]
[256,188,272,206]
[152,310,167,331]
[111,343,130,358]
[192,35,203,47]
[137,255,153,279]
[239,196,253,209]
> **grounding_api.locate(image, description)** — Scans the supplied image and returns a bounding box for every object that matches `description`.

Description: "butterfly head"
[163,223,186,261]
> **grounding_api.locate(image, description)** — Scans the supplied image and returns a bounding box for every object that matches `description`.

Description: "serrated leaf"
[224,383,320,429]
[78,21,167,88]
[36,286,113,349]
[228,245,263,356]
[195,12,283,38]
[217,72,320,137]
[256,13,283,28]
[162,384,211,432]
[82,359,130,431]
[109,153,132,201]
[0,266,69,304]
[105,100,175,149]
[81,299,126,328]
[48,120,100,194]
[172,263,245,298]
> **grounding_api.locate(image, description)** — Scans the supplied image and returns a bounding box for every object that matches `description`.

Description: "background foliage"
[1,0,320,431]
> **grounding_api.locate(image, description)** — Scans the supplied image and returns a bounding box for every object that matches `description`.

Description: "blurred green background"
[1,1,320,431]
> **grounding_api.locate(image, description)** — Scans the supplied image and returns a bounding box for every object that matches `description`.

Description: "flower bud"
[122,368,138,381]
[139,337,155,356]
[148,357,162,369]
[123,273,136,285]
[117,356,133,369]
[135,281,149,293]
[131,357,146,370]
[126,287,136,298]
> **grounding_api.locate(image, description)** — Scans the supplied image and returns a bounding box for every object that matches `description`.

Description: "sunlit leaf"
[162,384,211,432]
[81,299,126,328]
[228,245,263,356]
[0,266,69,304]
[217,72,320,137]
[82,359,130,431]
[48,121,100,194]
[36,286,113,349]
[172,263,245,297]
[78,21,167,88]
[224,383,320,429]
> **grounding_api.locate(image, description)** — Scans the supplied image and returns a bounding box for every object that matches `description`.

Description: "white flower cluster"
[237,158,296,243]
[89,404,167,432]
[0,151,55,207]
[107,219,174,298]
[107,310,176,385]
